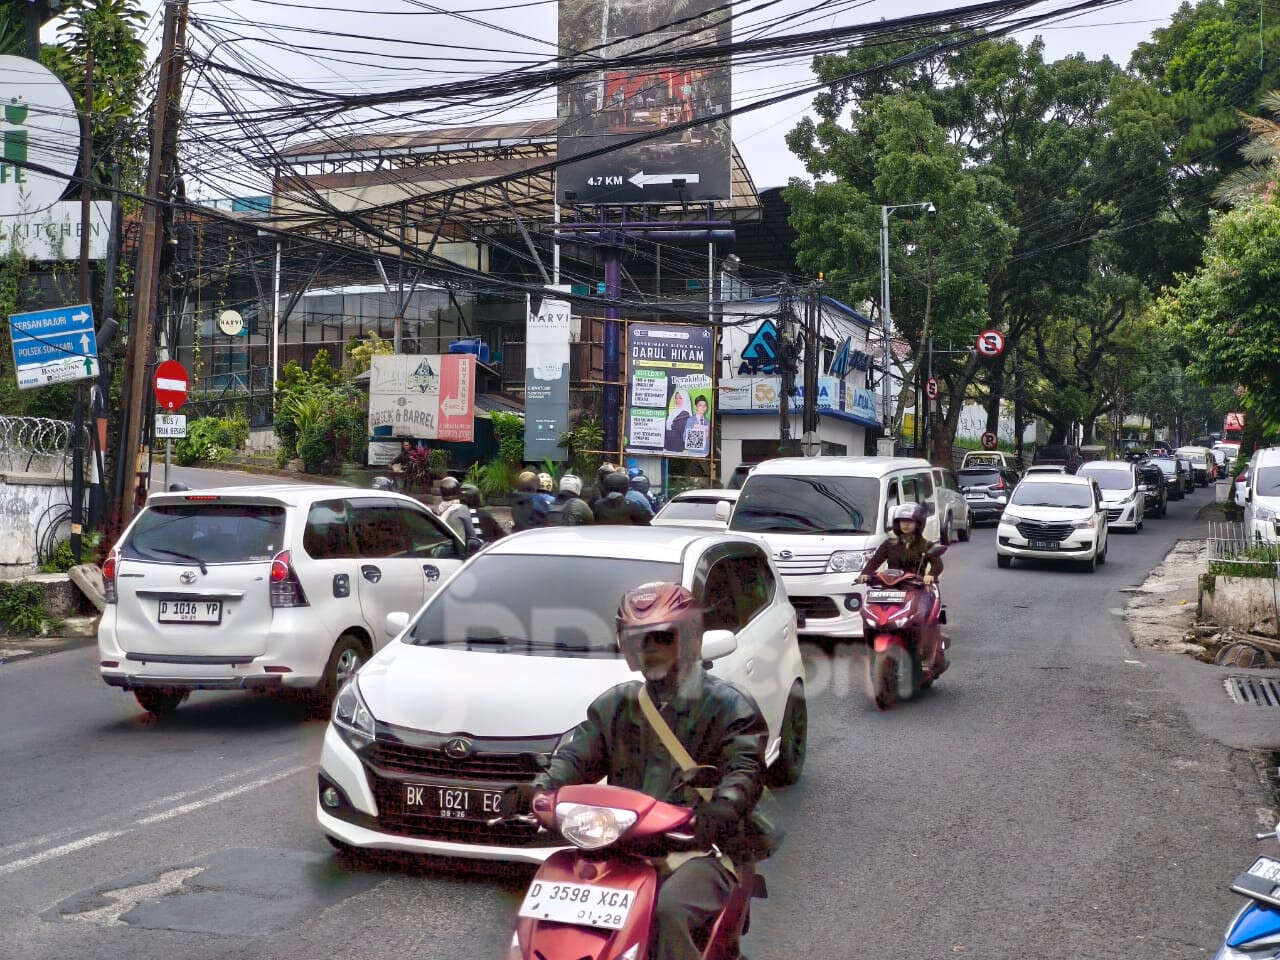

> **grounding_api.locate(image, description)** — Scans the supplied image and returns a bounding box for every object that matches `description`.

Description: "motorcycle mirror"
[927,544,948,558]
[700,629,737,662]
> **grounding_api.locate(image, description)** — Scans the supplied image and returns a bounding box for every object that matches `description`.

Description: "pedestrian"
[548,474,595,525]
[593,470,651,525]
[510,470,549,531]
[460,483,505,542]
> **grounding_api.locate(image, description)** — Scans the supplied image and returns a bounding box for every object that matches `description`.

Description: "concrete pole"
[271,239,281,393]
[880,205,892,441]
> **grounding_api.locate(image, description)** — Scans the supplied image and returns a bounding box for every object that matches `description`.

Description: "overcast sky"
[105,0,1188,196]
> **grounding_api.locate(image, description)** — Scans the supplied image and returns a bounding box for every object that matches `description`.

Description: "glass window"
[349,503,411,558]
[1080,466,1134,491]
[702,559,743,633]
[304,500,354,559]
[405,555,682,657]
[1009,482,1094,509]
[398,506,462,559]
[1255,467,1280,497]
[733,553,774,624]
[124,503,285,564]
[958,469,1001,486]
[730,474,880,535]
[657,498,731,522]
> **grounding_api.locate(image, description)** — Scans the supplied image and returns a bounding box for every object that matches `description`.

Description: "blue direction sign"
[8,304,98,390]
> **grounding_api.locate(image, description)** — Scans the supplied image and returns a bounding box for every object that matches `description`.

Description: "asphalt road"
[0,474,1269,959]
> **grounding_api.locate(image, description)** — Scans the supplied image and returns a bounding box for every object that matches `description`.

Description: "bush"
[490,411,525,465]
[274,357,367,473]
[558,419,604,479]
[0,581,58,634]
[40,531,103,573]
[477,458,520,500]
[174,416,248,465]
[428,448,450,480]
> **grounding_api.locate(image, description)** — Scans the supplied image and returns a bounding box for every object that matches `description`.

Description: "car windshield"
[1009,483,1094,509]
[123,503,286,564]
[1081,467,1133,490]
[730,475,878,534]
[657,498,729,522]
[958,469,1001,486]
[1255,467,1280,498]
[405,555,682,657]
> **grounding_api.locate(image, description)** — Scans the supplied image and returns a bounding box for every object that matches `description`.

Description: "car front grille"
[1014,519,1074,542]
[364,740,542,782]
[791,595,840,620]
[1106,508,1123,522]
[772,551,831,575]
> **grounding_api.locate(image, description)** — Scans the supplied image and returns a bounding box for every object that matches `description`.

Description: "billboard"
[367,354,476,448]
[625,323,713,458]
[556,0,731,204]
[524,298,572,461]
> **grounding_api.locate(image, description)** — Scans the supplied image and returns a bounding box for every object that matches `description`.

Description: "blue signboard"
[8,303,98,390]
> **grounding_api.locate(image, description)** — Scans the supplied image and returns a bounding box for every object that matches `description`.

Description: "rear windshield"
[1010,483,1094,509]
[958,469,1001,485]
[124,503,286,564]
[657,498,728,522]
[406,555,682,657]
[1151,458,1177,475]
[730,475,879,535]
[1080,466,1133,490]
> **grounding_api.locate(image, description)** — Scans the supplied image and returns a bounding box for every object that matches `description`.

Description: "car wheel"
[767,682,807,787]
[957,521,971,542]
[134,688,188,718]
[1082,550,1097,573]
[1097,540,1107,564]
[942,516,953,545]
[309,634,368,717]
[997,553,1012,569]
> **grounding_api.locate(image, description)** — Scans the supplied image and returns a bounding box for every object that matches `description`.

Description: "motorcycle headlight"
[1072,516,1097,529]
[556,802,638,850]
[332,679,375,750]
[827,550,871,573]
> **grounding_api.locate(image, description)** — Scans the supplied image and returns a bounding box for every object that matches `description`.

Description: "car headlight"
[827,550,871,573]
[1072,516,1096,529]
[556,802,638,849]
[1119,491,1136,504]
[332,679,375,750]
[999,510,1022,524]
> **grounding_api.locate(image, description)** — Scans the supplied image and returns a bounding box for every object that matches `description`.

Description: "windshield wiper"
[143,547,207,574]
[421,636,600,653]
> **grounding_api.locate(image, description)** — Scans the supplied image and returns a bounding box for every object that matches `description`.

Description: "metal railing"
[1207,521,1280,577]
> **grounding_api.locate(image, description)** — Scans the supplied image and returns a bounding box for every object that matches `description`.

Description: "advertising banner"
[625,324,713,458]
[556,0,731,204]
[523,298,571,461]
[718,376,840,412]
[367,353,476,445]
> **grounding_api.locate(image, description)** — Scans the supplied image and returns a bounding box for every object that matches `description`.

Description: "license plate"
[1028,539,1059,551]
[158,599,222,623]
[866,590,906,603]
[402,781,503,821]
[518,880,636,930]
[965,493,983,500]
[1249,857,1280,883]
[1231,856,1280,908]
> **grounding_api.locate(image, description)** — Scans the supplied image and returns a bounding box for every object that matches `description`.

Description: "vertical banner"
[626,324,714,459]
[367,353,476,450]
[524,298,572,461]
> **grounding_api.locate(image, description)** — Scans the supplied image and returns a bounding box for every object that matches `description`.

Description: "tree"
[1157,200,1280,429]
[1214,90,1280,205]
[346,331,393,376]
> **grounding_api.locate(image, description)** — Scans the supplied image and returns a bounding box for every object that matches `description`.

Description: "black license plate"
[1028,539,1059,551]
[402,781,504,821]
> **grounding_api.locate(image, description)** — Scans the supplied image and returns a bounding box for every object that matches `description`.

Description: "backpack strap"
[637,684,712,802]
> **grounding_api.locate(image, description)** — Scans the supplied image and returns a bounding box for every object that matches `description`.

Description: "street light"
[879,201,934,446]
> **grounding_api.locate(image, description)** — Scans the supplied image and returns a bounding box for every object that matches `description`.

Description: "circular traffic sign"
[976,329,1006,357]
[154,360,189,411]
[926,377,938,400]
[217,309,244,337]
[981,431,998,450]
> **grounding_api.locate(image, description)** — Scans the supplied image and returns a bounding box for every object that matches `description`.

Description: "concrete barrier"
[0,473,75,579]
[1199,574,1280,636]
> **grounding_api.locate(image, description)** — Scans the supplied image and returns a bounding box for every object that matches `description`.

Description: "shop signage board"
[625,324,714,459]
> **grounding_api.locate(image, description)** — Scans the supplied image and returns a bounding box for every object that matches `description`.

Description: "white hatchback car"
[99,485,468,717]
[651,488,740,529]
[996,473,1109,571]
[1077,460,1144,532]
[316,526,808,864]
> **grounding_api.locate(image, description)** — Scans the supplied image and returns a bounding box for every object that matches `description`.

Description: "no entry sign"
[154,360,189,411]
[976,329,1006,357]
[981,431,999,450]
[925,377,938,400]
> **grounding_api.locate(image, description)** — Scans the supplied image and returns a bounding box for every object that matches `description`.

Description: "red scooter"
[501,782,761,960]
[860,544,948,710]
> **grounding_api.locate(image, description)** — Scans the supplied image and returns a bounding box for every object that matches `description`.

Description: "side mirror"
[924,502,936,516]
[700,629,737,662]
[714,500,731,523]
[385,611,410,638]
[927,544,948,558]
[466,537,484,556]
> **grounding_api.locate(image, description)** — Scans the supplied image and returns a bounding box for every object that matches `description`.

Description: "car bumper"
[965,499,1006,521]
[995,523,1099,559]
[780,572,865,638]
[97,606,328,691]
[316,725,558,865]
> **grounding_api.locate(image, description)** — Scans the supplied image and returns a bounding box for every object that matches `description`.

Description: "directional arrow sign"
[627,171,702,189]
[8,303,98,390]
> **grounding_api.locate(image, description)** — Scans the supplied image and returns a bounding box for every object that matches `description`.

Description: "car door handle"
[361,564,382,584]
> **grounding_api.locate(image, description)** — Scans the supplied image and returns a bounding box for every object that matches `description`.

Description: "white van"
[728,457,940,639]
[1243,447,1280,544]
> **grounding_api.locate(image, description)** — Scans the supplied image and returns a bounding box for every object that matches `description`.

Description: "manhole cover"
[1225,676,1280,707]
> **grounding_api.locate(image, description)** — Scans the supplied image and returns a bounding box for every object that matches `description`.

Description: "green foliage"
[346,332,393,376]
[558,419,604,479]
[428,448,450,480]
[174,416,248,466]
[40,531,103,573]
[490,411,526,465]
[476,459,520,500]
[0,582,59,635]
[1209,543,1280,580]
[274,353,364,473]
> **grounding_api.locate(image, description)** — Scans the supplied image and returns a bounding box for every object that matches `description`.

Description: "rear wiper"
[145,547,207,574]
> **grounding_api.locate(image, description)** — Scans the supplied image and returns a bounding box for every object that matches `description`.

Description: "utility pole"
[121,0,188,528]
[778,287,793,446]
[879,207,892,439]
[71,46,94,563]
[801,283,819,448]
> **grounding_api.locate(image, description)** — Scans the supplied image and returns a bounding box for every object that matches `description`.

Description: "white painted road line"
[0,831,130,877]
[135,764,309,826]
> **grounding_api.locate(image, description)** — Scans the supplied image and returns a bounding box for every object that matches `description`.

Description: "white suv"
[996,474,1109,571]
[1244,448,1280,544]
[98,485,468,717]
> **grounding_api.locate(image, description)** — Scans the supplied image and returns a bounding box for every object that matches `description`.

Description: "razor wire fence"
[0,416,86,479]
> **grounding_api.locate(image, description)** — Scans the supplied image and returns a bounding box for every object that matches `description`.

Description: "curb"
[0,634,97,666]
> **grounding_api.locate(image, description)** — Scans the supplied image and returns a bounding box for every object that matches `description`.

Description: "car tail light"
[184,495,220,501]
[993,478,1006,490]
[269,550,308,608]
[102,553,118,604]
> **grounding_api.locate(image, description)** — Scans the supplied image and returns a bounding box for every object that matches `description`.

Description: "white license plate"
[518,880,635,930]
[1028,539,1059,551]
[1249,857,1280,883]
[965,494,984,500]
[866,590,906,603]
[158,599,222,623]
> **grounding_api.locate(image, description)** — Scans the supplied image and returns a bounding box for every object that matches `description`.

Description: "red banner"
[436,354,476,443]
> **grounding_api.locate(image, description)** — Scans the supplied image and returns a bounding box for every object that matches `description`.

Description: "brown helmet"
[517,470,539,493]
[616,581,703,677]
